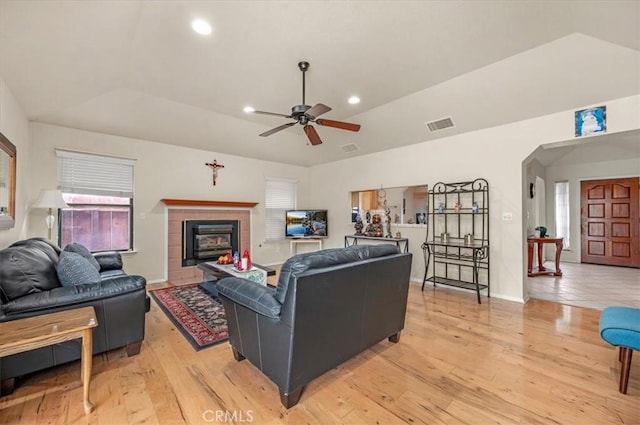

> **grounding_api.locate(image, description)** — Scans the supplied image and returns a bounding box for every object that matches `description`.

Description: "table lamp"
[33,189,68,240]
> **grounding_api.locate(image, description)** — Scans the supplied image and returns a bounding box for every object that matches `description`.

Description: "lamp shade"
[33,189,69,209]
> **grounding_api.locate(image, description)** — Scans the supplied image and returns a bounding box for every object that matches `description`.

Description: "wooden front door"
[581,177,639,267]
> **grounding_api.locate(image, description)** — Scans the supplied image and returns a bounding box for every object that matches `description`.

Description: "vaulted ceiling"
[1,1,638,166]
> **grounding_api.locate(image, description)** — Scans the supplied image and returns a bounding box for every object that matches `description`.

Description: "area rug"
[150,283,228,351]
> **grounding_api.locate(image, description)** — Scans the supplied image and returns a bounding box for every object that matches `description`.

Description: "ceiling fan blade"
[304,125,323,146]
[259,122,296,137]
[316,118,361,132]
[305,103,331,119]
[253,110,292,118]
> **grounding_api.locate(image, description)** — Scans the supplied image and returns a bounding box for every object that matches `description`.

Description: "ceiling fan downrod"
[298,61,309,107]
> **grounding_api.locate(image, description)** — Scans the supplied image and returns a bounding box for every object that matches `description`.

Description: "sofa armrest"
[217,277,281,319]
[0,275,146,319]
[94,251,123,271]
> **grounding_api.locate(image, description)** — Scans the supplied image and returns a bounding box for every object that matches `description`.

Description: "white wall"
[28,123,310,282]
[0,77,30,248]
[524,158,546,236]
[545,158,640,263]
[12,94,640,297]
[310,95,640,302]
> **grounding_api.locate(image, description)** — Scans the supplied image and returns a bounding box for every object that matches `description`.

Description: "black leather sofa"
[217,244,412,408]
[0,238,149,394]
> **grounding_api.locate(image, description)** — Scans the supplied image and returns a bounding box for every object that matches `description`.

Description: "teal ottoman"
[599,306,640,394]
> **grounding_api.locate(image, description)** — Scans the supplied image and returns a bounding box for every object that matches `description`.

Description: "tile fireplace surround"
[164,200,255,285]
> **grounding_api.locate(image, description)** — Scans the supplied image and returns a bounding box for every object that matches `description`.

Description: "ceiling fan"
[249,61,361,146]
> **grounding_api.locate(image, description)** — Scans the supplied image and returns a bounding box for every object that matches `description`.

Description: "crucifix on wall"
[205,159,225,186]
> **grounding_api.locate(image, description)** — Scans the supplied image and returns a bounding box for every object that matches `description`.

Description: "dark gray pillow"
[64,242,100,271]
[57,251,101,287]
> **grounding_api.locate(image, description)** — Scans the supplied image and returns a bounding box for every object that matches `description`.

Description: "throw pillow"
[57,251,101,287]
[64,242,100,271]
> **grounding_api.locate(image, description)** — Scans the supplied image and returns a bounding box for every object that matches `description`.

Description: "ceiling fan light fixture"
[348,96,361,105]
[191,19,212,36]
[243,106,255,113]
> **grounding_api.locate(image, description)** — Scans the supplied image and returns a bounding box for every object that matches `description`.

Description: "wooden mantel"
[161,199,258,208]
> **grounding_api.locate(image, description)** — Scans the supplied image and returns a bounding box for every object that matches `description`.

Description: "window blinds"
[56,149,136,197]
[265,178,296,241]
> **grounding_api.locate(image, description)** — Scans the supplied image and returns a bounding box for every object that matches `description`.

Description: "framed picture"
[416,212,426,224]
[575,106,606,137]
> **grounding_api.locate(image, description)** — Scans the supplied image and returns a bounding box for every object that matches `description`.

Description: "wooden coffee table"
[0,306,98,414]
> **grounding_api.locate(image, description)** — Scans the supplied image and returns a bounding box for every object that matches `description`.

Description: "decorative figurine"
[454,202,461,213]
[438,203,445,213]
[472,201,479,214]
[354,214,364,235]
[384,202,392,238]
[364,213,384,237]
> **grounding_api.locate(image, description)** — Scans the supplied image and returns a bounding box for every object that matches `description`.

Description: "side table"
[0,306,98,413]
[290,238,323,255]
[527,237,563,277]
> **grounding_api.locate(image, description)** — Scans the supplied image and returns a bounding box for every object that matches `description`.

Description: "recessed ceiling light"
[243,106,255,113]
[348,96,360,105]
[191,19,212,36]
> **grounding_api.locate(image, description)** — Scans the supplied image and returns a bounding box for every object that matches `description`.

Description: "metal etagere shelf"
[421,178,490,304]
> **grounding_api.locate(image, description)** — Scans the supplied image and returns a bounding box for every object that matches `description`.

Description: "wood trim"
[160,199,258,208]
[0,131,17,229]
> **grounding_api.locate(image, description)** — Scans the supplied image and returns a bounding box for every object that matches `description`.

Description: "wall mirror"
[350,185,429,225]
[0,132,17,230]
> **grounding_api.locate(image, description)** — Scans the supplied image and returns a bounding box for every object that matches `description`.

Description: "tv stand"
[290,238,323,256]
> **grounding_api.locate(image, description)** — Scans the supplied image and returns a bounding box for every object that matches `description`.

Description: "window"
[554,181,570,250]
[57,150,135,252]
[265,178,296,241]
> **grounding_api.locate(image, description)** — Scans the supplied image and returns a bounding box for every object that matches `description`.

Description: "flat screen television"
[285,209,328,238]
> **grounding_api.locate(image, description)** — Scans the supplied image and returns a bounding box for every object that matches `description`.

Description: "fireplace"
[165,202,252,285]
[182,220,239,266]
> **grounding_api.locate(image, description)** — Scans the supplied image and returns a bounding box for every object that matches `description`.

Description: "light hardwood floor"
[528,261,640,310]
[1,280,639,424]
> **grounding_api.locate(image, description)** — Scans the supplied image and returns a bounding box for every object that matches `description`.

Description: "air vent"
[340,143,360,153]
[425,117,454,132]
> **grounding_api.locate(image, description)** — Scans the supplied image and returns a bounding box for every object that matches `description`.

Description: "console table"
[344,235,409,253]
[527,237,563,277]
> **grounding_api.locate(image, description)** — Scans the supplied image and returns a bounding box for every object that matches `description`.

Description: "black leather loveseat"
[0,238,149,394]
[217,244,412,408]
